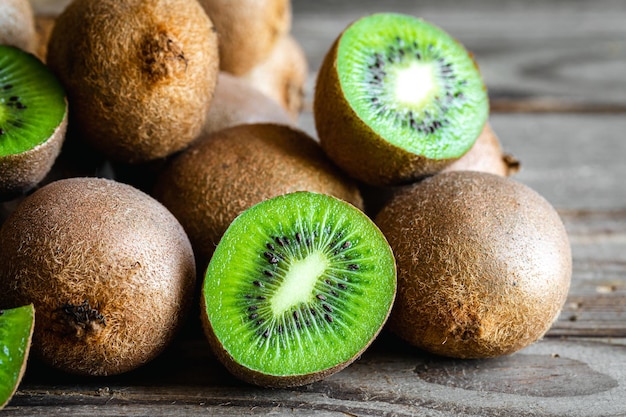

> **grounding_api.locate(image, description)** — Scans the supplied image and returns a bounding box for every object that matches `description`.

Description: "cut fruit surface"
[314,13,489,185]
[0,304,34,409]
[0,45,66,156]
[336,13,488,158]
[202,192,396,386]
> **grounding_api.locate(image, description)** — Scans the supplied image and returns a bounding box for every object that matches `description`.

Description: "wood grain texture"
[3,337,626,417]
[7,0,626,415]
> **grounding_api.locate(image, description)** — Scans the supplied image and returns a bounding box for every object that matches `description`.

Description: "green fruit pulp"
[337,13,488,159]
[0,304,35,409]
[0,45,67,156]
[203,192,396,378]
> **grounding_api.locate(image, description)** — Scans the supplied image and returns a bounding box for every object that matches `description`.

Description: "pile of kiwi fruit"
[0,0,571,403]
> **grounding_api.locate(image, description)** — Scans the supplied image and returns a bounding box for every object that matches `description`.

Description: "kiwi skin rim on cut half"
[200,191,397,388]
[375,171,572,359]
[314,13,489,187]
[0,45,68,200]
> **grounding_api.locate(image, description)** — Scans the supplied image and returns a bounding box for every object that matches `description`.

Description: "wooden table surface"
[6,1,626,416]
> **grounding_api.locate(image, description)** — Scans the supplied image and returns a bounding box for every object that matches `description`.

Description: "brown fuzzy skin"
[153,123,363,268]
[443,123,520,176]
[314,38,458,187]
[0,178,196,376]
[198,0,291,76]
[0,107,67,201]
[199,293,372,388]
[201,72,293,137]
[241,34,308,121]
[33,15,56,62]
[46,0,219,164]
[375,171,571,358]
[0,0,37,54]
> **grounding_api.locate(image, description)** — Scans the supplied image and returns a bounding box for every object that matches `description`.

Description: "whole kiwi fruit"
[443,123,520,176]
[0,0,37,54]
[375,171,572,358]
[242,34,308,120]
[201,72,293,137]
[197,0,291,76]
[153,123,363,268]
[0,178,196,376]
[46,0,219,163]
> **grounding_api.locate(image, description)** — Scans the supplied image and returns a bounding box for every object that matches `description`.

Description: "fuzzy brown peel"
[375,171,572,358]
[153,123,363,268]
[0,178,196,376]
[46,0,219,163]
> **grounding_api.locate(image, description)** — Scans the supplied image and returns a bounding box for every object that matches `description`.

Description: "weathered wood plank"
[4,337,626,416]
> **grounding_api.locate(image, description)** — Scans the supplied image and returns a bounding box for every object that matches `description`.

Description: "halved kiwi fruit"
[314,13,489,186]
[0,304,34,410]
[201,191,396,387]
[0,45,67,200]
[375,171,572,358]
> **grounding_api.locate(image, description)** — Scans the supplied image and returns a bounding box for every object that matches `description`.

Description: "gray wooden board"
[4,338,626,416]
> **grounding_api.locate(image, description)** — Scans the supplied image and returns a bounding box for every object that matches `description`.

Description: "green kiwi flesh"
[375,171,571,358]
[314,13,488,186]
[0,304,35,410]
[201,191,396,387]
[0,45,67,198]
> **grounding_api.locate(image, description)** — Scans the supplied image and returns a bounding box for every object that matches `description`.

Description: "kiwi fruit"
[375,171,572,358]
[198,0,291,76]
[0,178,196,376]
[201,191,396,387]
[154,123,363,268]
[359,122,519,218]
[443,122,520,176]
[0,0,37,54]
[33,15,56,63]
[0,304,34,410]
[314,13,489,186]
[201,72,293,137]
[0,45,68,200]
[46,0,220,164]
[242,34,309,120]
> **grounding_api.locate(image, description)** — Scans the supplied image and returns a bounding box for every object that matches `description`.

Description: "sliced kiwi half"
[201,191,396,387]
[314,13,489,186]
[0,45,67,199]
[0,304,35,410]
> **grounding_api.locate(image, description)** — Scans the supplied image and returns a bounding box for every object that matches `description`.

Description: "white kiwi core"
[270,251,329,316]
[391,62,438,110]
